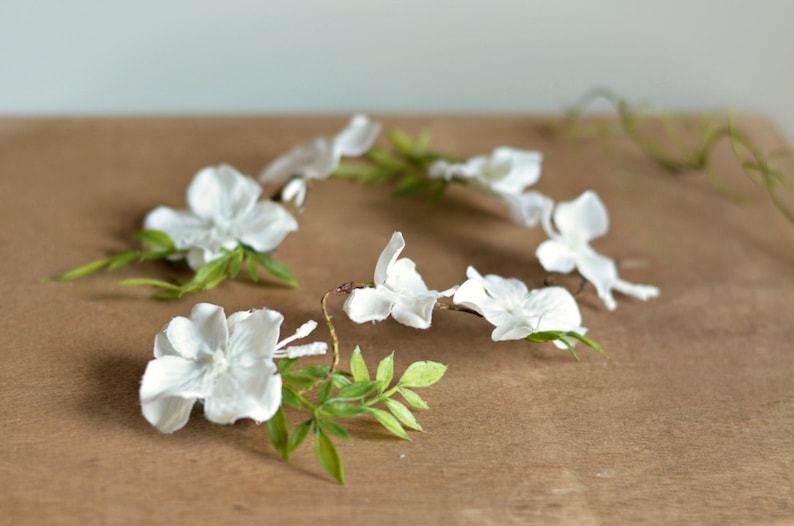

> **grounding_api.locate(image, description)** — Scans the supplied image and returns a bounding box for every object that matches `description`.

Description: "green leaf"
[130,230,176,251]
[331,373,352,388]
[106,251,140,270]
[315,427,345,484]
[318,380,334,403]
[245,254,258,282]
[278,358,299,373]
[366,146,404,170]
[289,419,313,453]
[392,173,431,197]
[388,128,414,157]
[323,402,366,418]
[266,407,290,461]
[281,387,301,409]
[399,387,429,410]
[367,407,410,440]
[375,352,394,393]
[319,419,351,440]
[414,130,432,155]
[385,398,423,431]
[292,365,331,379]
[118,278,182,291]
[192,254,230,285]
[252,252,298,287]
[399,360,448,388]
[228,248,243,278]
[350,346,369,382]
[52,257,112,281]
[334,380,379,400]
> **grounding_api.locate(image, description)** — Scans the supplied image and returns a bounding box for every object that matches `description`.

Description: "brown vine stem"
[320,281,371,380]
[435,301,483,318]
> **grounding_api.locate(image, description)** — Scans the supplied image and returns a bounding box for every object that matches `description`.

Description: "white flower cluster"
[142,115,381,272]
[344,232,585,349]
[430,148,659,311]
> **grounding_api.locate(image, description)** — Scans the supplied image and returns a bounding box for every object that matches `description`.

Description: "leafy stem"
[332,128,461,201]
[546,87,794,225]
[51,230,298,299]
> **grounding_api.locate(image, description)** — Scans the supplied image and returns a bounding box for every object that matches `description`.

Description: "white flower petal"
[487,148,543,195]
[141,395,197,434]
[613,279,661,301]
[276,320,318,350]
[187,165,261,221]
[343,287,393,323]
[390,292,438,329]
[142,206,206,249]
[553,190,609,243]
[237,201,298,253]
[385,258,430,294]
[333,114,381,156]
[526,287,583,332]
[227,308,284,363]
[452,278,491,317]
[204,360,282,425]
[374,231,405,284]
[536,240,577,274]
[140,355,208,403]
[282,342,328,358]
[490,317,534,341]
[159,303,227,360]
[281,177,308,207]
[502,191,554,228]
[576,252,620,311]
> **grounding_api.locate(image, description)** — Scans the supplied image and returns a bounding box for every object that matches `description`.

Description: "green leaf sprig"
[332,128,461,202]
[545,87,794,224]
[263,281,448,484]
[52,230,297,299]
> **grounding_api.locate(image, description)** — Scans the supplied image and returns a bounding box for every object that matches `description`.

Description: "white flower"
[428,147,543,196]
[453,266,585,348]
[139,303,327,434]
[501,190,554,228]
[259,114,381,206]
[144,164,298,270]
[536,190,659,311]
[344,232,442,329]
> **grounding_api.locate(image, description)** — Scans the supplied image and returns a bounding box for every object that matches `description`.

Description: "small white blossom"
[139,303,326,434]
[428,147,543,197]
[260,114,381,206]
[144,164,298,270]
[344,232,442,329]
[501,190,554,228]
[453,266,585,348]
[536,190,659,311]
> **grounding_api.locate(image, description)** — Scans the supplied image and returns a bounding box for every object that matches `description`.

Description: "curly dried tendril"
[544,87,794,225]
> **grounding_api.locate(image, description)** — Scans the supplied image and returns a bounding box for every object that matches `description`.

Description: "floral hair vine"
[53,114,658,483]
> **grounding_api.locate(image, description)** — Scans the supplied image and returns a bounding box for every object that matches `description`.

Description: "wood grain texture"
[1,116,792,525]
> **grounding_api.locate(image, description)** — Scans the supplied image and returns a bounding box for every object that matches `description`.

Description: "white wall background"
[1,1,792,141]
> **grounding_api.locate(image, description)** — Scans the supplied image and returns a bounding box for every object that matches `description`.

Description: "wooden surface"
[1,116,793,525]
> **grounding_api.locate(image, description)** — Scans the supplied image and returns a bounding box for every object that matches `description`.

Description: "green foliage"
[273,344,448,484]
[548,87,794,226]
[331,128,460,201]
[525,330,605,360]
[51,230,298,299]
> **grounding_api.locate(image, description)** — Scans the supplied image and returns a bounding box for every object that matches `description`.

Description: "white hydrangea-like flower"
[428,147,543,197]
[260,114,381,206]
[536,190,659,311]
[453,266,585,348]
[139,303,326,434]
[344,232,442,329]
[144,164,297,270]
